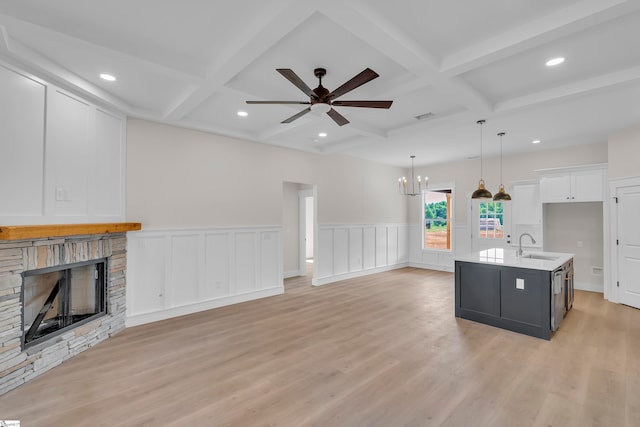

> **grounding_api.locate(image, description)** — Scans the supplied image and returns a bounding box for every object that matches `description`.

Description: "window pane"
[478,202,504,239]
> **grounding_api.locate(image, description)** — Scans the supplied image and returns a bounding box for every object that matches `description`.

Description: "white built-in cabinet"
[0,63,125,224]
[539,166,605,203]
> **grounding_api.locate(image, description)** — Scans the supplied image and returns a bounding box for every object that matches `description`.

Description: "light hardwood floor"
[1,267,639,426]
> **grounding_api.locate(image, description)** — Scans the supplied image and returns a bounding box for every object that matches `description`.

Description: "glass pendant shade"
[493,132,511,201]
[471,120,492,199]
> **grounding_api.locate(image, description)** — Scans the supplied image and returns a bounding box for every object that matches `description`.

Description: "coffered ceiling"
[1,0,639,167]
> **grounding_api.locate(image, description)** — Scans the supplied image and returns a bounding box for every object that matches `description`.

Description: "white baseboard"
[574,281,604,293]
[126,286,284,327]
[409,262,455,273]
[284,269,303,279]
[312,263,409,286]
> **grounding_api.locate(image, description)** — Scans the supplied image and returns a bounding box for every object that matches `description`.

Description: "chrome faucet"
[518,232,536,256]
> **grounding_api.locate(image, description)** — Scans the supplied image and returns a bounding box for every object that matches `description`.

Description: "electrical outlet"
[56,187,64,201]
[516,278,525,290]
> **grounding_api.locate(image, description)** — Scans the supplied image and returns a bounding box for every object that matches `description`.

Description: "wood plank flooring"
[1,267,639,426]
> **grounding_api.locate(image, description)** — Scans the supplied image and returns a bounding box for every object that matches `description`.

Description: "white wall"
[544,202,604,292]
[126,119,406,228]
[608,123,640,181]
[126,119,408,323]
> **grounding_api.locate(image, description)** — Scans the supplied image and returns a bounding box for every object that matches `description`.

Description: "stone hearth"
[0,226,136,395]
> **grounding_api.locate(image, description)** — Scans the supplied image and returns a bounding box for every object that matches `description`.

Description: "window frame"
[477,201,505,240]
[421,182,455,253]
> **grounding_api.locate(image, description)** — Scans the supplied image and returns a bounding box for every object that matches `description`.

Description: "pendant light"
[471,119,492,199]
[493,132,512,201]
[398,155,426,196]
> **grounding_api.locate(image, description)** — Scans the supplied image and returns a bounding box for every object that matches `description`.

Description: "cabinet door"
[513,184,541,224]
[540,173,571,203]
[571,169,603,202]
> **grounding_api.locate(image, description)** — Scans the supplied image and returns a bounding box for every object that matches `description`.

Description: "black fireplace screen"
[22,259,106,348]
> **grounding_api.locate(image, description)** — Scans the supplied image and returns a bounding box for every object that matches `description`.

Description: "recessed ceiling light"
[318,132,327,138]
[237,111,248,117]
[545,57,565,67]
[99,73,116,81]
[532,140,541,144]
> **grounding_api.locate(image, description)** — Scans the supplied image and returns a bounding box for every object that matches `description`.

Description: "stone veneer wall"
[0,233,127,395]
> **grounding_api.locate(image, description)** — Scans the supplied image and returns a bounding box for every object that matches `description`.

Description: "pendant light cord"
[499,133,503,184]
[477,120,485,181]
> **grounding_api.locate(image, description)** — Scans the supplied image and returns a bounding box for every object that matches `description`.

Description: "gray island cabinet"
[455,248,574,340]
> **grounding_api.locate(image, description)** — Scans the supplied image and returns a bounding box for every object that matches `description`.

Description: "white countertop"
[455,248,574,271]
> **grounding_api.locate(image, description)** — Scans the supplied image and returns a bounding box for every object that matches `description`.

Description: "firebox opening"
[21,258,107,349]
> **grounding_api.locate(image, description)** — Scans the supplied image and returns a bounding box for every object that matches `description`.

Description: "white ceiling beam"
[319,0,493,115]
[163,0,317,121]
[441,0,640,76]
[1,36,135,114]
[495,65,640,112]
[0,14,204,84]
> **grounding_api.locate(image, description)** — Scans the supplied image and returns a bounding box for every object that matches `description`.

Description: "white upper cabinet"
[539,166,605,203]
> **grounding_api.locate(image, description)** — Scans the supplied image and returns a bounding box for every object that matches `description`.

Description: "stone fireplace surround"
[0,223,140,395]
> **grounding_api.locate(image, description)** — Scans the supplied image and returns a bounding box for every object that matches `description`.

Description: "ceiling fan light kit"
[246,67,393,126]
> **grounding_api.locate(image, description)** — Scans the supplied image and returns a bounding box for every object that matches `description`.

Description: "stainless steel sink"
[521,254,559,261]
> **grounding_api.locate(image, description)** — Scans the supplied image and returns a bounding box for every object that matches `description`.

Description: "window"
[424,188,452,250]
[479,201,504,239]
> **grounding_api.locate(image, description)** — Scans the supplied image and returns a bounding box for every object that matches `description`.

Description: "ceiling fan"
[246,68,392,126]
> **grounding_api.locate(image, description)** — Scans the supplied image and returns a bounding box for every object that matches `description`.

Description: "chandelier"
[398,155,427,196]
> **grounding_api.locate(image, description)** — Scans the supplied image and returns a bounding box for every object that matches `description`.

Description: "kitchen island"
[455,248,574,340]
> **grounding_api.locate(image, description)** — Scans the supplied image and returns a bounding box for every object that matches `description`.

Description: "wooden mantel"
[0,222,142,241]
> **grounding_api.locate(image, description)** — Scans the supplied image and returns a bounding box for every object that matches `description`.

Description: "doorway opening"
[299,189,314,276]
[282,182,316,290]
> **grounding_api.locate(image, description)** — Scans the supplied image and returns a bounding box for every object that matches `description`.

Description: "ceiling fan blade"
[277,69,318,99]
[327,108,349,126]
[281,107,312,124]
[328,68,379,100]
[332,100,393,109]
[246,101,311,104]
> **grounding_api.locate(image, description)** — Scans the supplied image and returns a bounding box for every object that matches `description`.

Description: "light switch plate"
[516,278,525,290]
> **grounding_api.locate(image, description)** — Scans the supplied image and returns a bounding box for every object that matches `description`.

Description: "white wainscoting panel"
[126,227,283,327]
[363,227,376,270]
[408,223,469,272]
[128,235,166,316]
[205,233,231,299]
[313,224,409,286]
[333,228,349,276]
[169,233,201,308]
[375,226,388,267]
[349,228,364,272]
